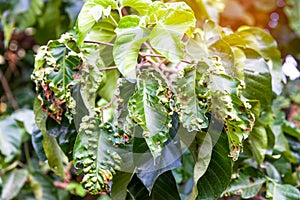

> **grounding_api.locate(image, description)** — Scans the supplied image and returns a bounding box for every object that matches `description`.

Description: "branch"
[0,69,19,110]
[100,66,118,71]
[100,97,116,123]
[84,40,114,47]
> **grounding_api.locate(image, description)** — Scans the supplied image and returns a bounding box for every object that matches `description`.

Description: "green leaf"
[11,108,35,134]
[150,171,181,200]
[266,181,300,200]
[133,114,182,191]
[31,125,47,162]
[76,0,118,44]
[0,116,22,160]
[237,27,283,94]
[120,0,151,15]
[32,33,82,123]
[73,116,122,194]
[282,121,300,138]
[1,169,28,200]
[242,49,273,109]
[33,98,66,179]
[30,172,59,200]
[225,167,265,199]
[86,12,119,43]
[175,66,209,132]
[284,0,300,36]
[66,182,87,197]
[98,69,121,101]
[247,124,268,164]
[14,0,43,29]
[128,73,172,159]
[113,15,150,81]
[111,172,133,200]
[189,132,212,199]
[149,2,195,61]
[196,128,232,199]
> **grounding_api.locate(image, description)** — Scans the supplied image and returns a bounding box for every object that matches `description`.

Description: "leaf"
[113,78,136,130]
[149,2,195,62]
[46,117,77,159]
[86,12,119,43]
[242,49,273,109]
[73,116,123,194]
[1,169,28,200]
[282,121,300,138]
[237,27,283,94]
[33,98,66,179]
[113,15,150,81]
[120,0,151,15]
[0,116,22,160]
[126,174,150,200]
[225,167,266,199]
[247,124,268,164]
[98,69,121,101]
[175,66,209,132]
[31,125,47,162]
[32,33,82,123]
[196,128,232,199]
[76,0,118,44]
[14,0,43,29]
[133,114,182,191]
[266,181,300,200]
[150,171,181,200]
[111,172,133,200]
[284,0,300,36]
[30,172,59,200]
[189,132,212,199]
[11,108,35,134]
[128,73,172,159]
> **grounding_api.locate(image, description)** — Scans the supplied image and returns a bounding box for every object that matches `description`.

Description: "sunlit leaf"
[120,0,151,15]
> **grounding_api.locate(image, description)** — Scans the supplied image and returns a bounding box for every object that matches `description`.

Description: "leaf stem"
[84,40,114,47]
[0,69,19,110]
[100,66,118,71]
[24,141,34,172]
[100,96,116,123]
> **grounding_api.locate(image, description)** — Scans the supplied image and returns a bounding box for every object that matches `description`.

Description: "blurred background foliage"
[0,0,299,199]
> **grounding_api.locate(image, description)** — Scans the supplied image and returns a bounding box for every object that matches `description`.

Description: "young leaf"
[113,15,150,81]
[149,2,195,61]
[1,169,28,200]
[76,0,118,44]
[120,0,151,15]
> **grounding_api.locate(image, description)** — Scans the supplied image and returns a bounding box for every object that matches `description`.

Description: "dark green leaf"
[196,128,232,200]
[1,169,28,200]
[126,174,150,200]
[31,125,47,162]
[150,171,181,200]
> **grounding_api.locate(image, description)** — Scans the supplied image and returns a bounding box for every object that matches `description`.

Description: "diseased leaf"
[1,169,28,200]
[73,116,123,194]
[128,72,172,159]
[32,33,82,123]
[225,167,265,199]
[113,15,150,81]
[34,98,66,179]
[175,66,209,132]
